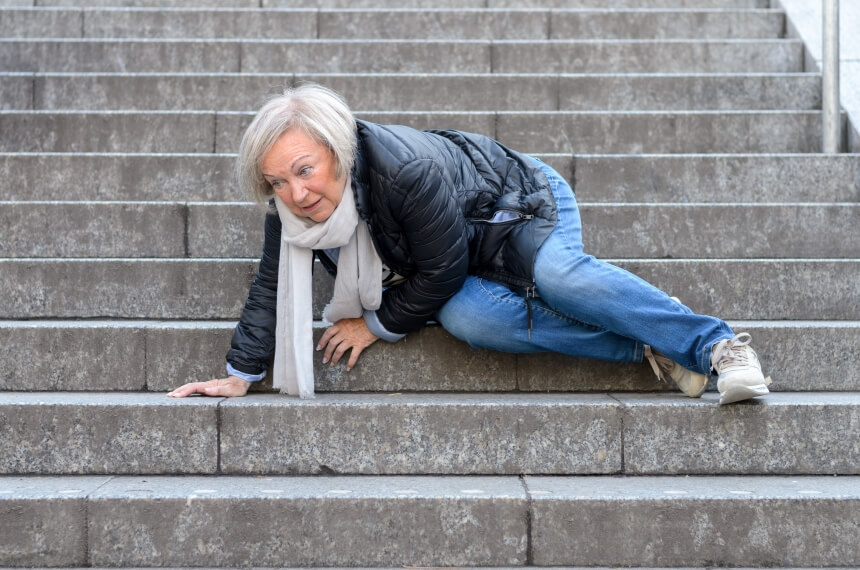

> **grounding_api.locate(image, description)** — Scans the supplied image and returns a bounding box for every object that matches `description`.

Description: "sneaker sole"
[719,384,770,405]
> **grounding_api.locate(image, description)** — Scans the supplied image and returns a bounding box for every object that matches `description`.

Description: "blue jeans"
[436,159,735,375]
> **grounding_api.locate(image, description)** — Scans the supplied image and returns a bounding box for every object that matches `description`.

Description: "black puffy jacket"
[226,120,557,376]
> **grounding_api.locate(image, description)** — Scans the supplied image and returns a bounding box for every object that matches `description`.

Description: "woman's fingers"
[167,376,250,398]
[318,317,378,371]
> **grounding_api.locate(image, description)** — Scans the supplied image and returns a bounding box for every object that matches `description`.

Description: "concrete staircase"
[1,0,859,567]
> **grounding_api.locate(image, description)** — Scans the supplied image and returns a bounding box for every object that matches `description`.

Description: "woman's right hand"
[167,375,251,398]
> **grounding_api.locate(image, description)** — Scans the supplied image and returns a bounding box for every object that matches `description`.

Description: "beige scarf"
[272,178,382,398]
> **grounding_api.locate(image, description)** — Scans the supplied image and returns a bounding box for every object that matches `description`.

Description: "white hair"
[235,83,357,208]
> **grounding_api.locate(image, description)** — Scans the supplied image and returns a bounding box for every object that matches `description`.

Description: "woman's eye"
[299,166,312,176]
[270,181,281,189]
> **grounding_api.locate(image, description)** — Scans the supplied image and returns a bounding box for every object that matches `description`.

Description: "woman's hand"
[167,375,251,398]
[317,317,378,371]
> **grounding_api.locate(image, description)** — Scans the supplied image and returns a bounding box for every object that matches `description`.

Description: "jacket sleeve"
[375,158,470,333]
[225,211,281,375]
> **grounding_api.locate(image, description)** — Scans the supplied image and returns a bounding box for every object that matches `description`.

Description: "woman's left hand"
[317,317,379,371]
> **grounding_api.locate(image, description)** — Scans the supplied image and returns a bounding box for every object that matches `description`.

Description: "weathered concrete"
[491,0,769,6]
[0,476,111,567]
[496,111,822,154]
[0,201,187,257]
[493,39,803,73]
[2,258,855,320]
[219,393,622,475]
[572,153,860,203]
[0,393,220,474]
[83,7,316,38]
[0,8,83,37]
[28,72,822,112]
[549,9,784,39]
[0,111,215,152]
[527,475,860,567]
[619,392,860,475]
[0,152,239,201]
[0,321,147,391]
[0,39,241,72]
[241,40,491,73]
[87,475,528,567]
[182,202,860,259]
[0,72,32,110]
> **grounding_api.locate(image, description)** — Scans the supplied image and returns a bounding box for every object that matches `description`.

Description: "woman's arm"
[375,158,470,334]
[169,211,281,397]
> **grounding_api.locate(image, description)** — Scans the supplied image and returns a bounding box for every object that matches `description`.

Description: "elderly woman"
[168,84,770,405]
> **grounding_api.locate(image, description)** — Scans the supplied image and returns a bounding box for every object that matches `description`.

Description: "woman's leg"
[530,159,734,375]
[436,275,642,363]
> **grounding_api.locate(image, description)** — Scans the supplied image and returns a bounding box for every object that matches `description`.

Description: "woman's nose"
[290,182,309,204]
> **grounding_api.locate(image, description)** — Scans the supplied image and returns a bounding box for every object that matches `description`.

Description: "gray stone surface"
[550,9,784,39]
[558,73,820,111]
[0,152,239,201]
[0,393,220,474]
[28,72,822,112]
[0,321,146,390]
[87,475,528,567]
[619,392,860,475]
[34,72,291,111]
[184,202,860,259]
[241,40,491,73]
[0,111,215,152]
[527,475,860,567]
[0,72,32,110]
[572,154,860,203]
[0,476,110,567]
[580,203,860,259]
[0,39,241,72]
[493,40,803,73]
[220,393,622,475]
[491,0,768,5]
[318,8,547,40]
[0,8,82,37]
[3,258,855,320]
[2,319,857,393]
[0,201,186,257]
[497,111,821,154]
[0,259,257,318]
[83,7,316,38]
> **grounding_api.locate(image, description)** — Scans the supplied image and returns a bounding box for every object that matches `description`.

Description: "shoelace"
[643,345,673,383]
[710,332,754,373]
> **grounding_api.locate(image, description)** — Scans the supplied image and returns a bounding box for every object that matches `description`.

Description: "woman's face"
[261,129,346,223]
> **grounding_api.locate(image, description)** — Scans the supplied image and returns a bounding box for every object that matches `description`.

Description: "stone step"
[0,7,785,40]
[1,258,856,320]
[0,0,776,10]
[2,201,857,259]
[10,72,821,112]
[3,152,858,203]
[1,391,857,476]
[7,473,854,568]
[0,110,829,154]
[1,320,856,393]
[0,38,803,73]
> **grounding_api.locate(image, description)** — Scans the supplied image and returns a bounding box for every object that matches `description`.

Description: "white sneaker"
[711,332,772,405]
[644,345,708,398]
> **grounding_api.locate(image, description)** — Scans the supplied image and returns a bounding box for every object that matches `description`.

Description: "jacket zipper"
[469,210,534,225]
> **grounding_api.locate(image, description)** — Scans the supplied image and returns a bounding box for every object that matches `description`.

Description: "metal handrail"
[823,0,840,153]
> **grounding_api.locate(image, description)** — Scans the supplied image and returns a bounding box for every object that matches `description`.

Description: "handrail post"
[822,0,840,153]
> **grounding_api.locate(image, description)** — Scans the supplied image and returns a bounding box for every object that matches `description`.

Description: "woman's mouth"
[301,198,323,213]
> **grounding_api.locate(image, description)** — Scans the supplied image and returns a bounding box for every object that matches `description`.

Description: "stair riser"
[4,153,859,203]
[0,111,826,154]
[0,40,803,73]
[13,73,821,112]
[0,8,783,40]
[2,259,854,320]
[2,322,857,392]
[1,393,856,476]
[529,476,860,567]
[3,202,856,259]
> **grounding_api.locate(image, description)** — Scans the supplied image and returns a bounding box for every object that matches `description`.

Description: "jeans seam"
[477,278,605,331]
